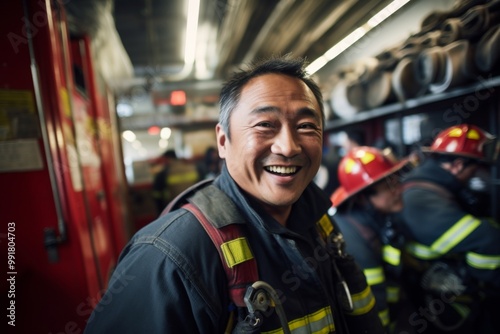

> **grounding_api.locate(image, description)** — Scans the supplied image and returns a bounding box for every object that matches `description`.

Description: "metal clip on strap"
[243,281,291,334]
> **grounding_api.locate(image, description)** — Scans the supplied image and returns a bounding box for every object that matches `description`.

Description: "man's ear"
[216,124,227,159]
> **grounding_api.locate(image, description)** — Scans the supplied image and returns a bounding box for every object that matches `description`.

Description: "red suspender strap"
[183,202,258,307]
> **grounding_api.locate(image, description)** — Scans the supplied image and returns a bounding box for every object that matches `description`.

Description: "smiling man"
[84,56,384,334]
[217,70,323,226]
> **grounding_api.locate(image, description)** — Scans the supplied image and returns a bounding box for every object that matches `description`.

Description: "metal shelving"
[325,75,500,131]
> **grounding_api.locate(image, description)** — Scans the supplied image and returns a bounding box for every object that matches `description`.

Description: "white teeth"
[266,166,297,174]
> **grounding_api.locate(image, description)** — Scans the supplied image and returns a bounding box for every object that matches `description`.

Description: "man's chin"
[263,192,301,208]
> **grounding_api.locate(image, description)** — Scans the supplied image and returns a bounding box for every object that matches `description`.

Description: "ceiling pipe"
[262,1,319,56]
[144,0,161,69]
[216,0,256,75]
[242,0,296,64]
[292,0,356,56]
[160,0,200,82]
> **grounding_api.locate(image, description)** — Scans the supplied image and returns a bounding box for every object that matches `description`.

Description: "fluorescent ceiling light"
[307,0,411,74]
[184,0,200,65]
[163,0,200,80]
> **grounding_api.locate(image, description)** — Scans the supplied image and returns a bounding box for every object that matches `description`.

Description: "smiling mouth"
[264,166,300,176]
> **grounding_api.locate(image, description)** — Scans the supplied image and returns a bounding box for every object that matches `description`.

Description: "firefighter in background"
[401,124,500,333]
[152,149,200,215]
[330,146,412,333]
[196,146,222,180]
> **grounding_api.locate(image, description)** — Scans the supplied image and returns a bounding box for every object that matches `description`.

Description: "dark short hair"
[218,55,324,140]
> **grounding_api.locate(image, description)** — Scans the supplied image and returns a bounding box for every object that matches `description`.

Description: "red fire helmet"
[331,146,408,207]
[422,124,498,163]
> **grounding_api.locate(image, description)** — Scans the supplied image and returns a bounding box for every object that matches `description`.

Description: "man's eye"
[298,123,318,130]
[256,122,273,128]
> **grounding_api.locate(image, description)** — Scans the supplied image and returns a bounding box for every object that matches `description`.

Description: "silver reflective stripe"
[466,252,500,270]
[350,286,376,315]
[386,286,400,303]
[383,245,401,266]
[431,215,480,253]
[364,267,385,286]
[406,215,481,259]
[406,242,440,259]
[378,308,390,327]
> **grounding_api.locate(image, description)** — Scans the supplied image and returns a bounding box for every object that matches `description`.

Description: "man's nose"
[271,127,301,157]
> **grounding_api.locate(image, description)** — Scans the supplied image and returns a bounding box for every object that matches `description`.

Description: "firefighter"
[152,149,201,215]
[330,146,412,332]
[401,123,500,333]
[84,56,384,333]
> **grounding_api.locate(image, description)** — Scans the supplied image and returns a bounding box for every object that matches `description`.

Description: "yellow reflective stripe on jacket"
[262,306,335,334]
[316,214,334,240]
[349,286,376,315]
[407,214,481,259]
[220,237,254,268]
[406,242,440,259]
[383,245,401,266]
[386,286,400,303]
[466,252,500,270]
[432,214,481,253]
[166,171,199,185]
[378,308,390,327]
[450,303,470,319]
[363,267,385,286]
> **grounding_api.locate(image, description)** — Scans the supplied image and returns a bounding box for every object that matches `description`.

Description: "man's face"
[456,163,479,183]
[448,159,479,183]
[368,175,403,214]
[216,73,323,213]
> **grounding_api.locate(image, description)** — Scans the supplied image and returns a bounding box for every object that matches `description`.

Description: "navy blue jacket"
[84,165,382,333]
[334,207,405,329]
[402,158,500,290]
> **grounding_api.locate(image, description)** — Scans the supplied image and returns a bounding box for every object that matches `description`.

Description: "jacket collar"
[214,163,332,235]
[404,158,463,193]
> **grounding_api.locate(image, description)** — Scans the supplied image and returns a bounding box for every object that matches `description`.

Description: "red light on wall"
[155,98,170,105]
[148,126,161,135]
[170,90,186,106]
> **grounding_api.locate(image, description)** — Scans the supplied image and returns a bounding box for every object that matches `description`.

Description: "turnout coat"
[85,165,383,333]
